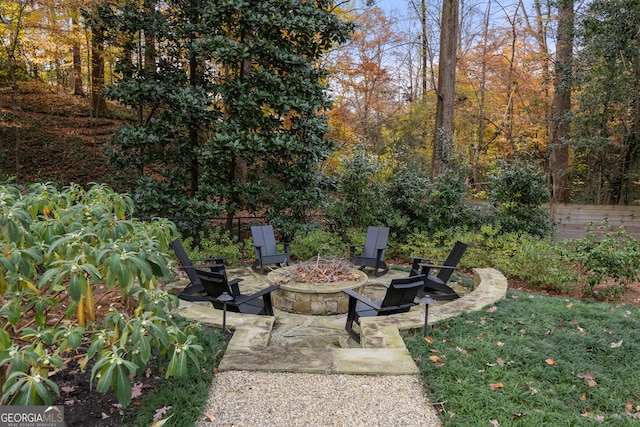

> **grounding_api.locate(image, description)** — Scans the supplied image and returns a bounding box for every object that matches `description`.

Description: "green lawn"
[406,291,640,426]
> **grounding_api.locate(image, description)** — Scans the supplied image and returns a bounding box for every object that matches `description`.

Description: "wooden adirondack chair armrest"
[192,256,227,263]
[349,244,364,256]
[235,285,279,304]
[417,263,458,270]
[342,289,381,310]
[416,264,458,276]
[228,278,243,296]
[179,263,225,271]
[410,256,446,264]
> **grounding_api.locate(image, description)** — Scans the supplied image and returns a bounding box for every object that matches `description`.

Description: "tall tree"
[101,0,353,233]
[328,6,401,152]
[548,0,573,203]
[431,0,459,178]
[573,0,640,204]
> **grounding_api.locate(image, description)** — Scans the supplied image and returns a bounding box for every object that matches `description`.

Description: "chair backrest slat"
[251,225,279,256]
[437,241,467,282]
[169,239,200,285]
[363,226,389,258]
[380,275,425,309]
[195,269,231,299]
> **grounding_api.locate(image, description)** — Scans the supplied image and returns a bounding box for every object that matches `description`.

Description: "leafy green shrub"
[489,159,554,237]
[290,228,346,261]
[399,227,576,293]
[568,221,640,297]
[326,150,390,231]
[0,183,204,407]
[181,227,243,266]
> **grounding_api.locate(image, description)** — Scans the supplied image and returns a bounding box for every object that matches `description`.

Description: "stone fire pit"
[266,258,369,315]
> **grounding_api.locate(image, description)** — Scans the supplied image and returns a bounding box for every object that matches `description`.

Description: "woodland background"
[1,0,639,231]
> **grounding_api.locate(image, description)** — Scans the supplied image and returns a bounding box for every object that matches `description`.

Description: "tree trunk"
[91,25,108,116]
[548,0,573,203]
[471,0,491,190]
[144,0,156,72]
[431,0,459,178]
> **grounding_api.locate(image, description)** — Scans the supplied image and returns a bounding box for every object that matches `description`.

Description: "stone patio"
[167,266,508,375]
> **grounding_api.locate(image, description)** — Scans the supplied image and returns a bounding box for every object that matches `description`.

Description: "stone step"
[218,346,419,375]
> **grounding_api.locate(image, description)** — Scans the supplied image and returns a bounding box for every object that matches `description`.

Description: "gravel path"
[195,371,442,426]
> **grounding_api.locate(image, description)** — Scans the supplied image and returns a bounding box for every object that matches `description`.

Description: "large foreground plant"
[0,183,202,406]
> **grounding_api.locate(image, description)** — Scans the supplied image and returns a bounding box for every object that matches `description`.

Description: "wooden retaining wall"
[546,204,640,240]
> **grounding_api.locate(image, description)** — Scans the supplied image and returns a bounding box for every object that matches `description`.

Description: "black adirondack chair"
[409,241,468,301]
[251,225,290,273]
[195,269,278,316]
[343,274,426,343]
[169,239,226,302]
[349,226,390,277]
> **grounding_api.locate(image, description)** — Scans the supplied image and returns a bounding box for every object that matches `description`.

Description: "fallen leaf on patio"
[205,413,216,421]
[424,336,434,344]
[488,382,504,391]
[610,340,623,348]
[545,359,556,365]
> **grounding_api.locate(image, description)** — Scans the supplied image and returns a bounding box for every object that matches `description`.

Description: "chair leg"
[374,261,389,277]
[262,293,275,316]
[345,296,361,343]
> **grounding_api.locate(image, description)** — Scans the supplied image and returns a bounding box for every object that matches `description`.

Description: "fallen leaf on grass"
[487,306,497,313]
[424,336,434,344]
[149,416,174,427]
[523,382,538,395]
[577,372,597,387]
[610,340,623,348]
[497,358,506,366]
[153,406,172,422]
[490,420,500,426]
[488,382,504,391]
[545,359,556,365]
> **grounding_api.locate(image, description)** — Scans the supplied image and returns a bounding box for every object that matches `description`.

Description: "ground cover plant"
[406,292,640,426]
